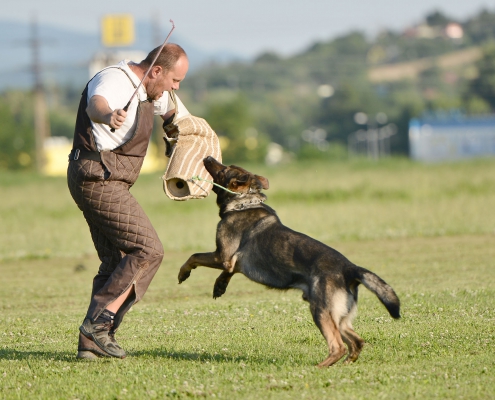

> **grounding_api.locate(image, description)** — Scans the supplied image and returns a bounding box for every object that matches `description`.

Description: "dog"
[178,156,401,367]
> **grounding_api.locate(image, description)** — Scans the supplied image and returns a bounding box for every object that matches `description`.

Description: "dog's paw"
[178,268,191,284]
[212,287,224,299]
[213,280,228,299]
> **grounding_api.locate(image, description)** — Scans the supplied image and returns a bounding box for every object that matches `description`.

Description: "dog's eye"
[237,174,249,184]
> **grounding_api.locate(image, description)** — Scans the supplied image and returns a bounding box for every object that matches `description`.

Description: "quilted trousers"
[67,157,164,330]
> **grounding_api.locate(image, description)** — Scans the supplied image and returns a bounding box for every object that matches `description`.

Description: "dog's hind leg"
[340,324,364,364]
[310,304,347,367]
[213,271,235,299]
[339,300,365,364]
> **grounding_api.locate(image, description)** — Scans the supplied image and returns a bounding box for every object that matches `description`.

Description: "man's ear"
[151,65,162,77]
[256,175,269,190]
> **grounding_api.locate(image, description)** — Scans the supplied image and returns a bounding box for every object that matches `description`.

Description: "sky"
[2,0,494,58]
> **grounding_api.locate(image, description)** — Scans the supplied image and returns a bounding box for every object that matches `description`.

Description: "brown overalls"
[67,68,164,331]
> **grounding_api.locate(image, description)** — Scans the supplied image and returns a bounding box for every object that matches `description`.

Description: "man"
[67,43,189,359]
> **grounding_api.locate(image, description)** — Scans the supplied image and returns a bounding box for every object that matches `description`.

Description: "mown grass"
[0,157,494,399]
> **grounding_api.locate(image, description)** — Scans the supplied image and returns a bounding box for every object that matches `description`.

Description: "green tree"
[463,9,495,44]
[49,111,74,139]
[426,10,452,27]
[204,94,268,163]
[314,81,382,143]
[466,42,495,111]
[178,8,495,159]
[0,92,35,170]
[464,96,491,115]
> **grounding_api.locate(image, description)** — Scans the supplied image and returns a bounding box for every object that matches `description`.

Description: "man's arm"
[161,109,176,122]
[86,95,127,130]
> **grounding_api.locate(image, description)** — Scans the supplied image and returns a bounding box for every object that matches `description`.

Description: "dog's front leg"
[178,252,223,283]
[213,271,235,299]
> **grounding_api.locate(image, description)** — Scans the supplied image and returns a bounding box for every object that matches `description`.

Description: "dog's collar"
[223,195,266,213]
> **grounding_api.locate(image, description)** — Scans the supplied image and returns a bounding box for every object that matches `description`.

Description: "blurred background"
[1,0,495,173]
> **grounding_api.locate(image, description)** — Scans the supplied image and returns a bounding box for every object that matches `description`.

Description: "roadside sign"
[101,14,135,47]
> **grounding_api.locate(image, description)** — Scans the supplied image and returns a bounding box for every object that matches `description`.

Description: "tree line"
[2,9,495,169]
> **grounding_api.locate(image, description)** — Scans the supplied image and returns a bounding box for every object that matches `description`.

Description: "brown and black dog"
[178,156,401,367]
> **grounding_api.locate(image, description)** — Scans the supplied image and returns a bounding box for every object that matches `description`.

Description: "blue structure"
[409,116,495,162]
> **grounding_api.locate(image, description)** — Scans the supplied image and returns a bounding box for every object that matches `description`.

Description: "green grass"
[1,157,494,399]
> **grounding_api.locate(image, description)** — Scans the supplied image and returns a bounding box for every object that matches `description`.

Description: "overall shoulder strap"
[115,66,138,88]
[82,65,137,94]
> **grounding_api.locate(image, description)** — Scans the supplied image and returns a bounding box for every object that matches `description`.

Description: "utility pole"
[348,112,397,159]
[152,11,161,47]
[30,14,51,172]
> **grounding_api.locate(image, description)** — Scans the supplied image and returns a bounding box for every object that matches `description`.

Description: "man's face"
[147,55,189,101]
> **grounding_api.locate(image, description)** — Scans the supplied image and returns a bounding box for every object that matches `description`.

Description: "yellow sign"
[101,14,135,47]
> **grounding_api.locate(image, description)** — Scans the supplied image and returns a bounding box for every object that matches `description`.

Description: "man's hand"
[109,109,127,130]
[87,95,127,130]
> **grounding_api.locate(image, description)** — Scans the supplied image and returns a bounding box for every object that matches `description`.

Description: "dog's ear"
[256,175,269,190]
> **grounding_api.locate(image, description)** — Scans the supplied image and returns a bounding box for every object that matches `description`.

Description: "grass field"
[0,157,494,399]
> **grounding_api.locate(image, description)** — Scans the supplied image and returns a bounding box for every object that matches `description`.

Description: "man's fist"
[109,109,127,130]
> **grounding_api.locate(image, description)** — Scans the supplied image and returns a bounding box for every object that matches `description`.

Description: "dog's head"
[203,156,269,196]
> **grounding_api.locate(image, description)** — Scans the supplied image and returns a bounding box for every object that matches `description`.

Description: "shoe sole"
[76,350,100,360]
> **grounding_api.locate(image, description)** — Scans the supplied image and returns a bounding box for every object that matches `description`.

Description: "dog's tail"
[355,266,401,319]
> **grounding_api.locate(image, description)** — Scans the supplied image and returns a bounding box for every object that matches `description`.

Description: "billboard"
[101,14,135,47]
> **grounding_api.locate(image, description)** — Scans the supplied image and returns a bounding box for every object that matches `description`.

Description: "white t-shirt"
[87,59,190,151]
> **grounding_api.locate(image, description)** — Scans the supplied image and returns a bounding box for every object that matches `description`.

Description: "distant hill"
[173,8,495,156]
[0,19,245,91]
[368,47,482,82]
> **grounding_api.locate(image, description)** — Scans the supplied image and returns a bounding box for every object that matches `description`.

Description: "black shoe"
[76,332,111,359]
[109,330,125,352]
[79,315,126,359]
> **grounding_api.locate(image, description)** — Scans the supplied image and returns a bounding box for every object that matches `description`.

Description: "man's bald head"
[142,43,188,72]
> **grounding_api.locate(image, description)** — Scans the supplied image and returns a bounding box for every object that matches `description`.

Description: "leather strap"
[68,148,101,162]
